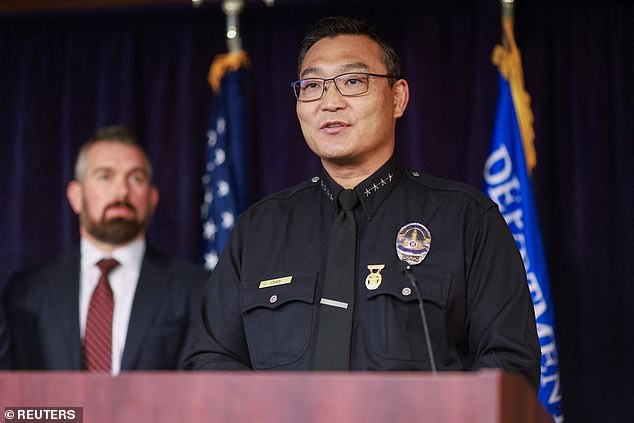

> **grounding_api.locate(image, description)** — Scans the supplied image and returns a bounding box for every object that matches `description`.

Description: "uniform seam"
[404,173,495,212]
[248,181,319,210]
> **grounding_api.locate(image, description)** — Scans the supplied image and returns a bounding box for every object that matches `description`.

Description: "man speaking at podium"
[186,17,540,390]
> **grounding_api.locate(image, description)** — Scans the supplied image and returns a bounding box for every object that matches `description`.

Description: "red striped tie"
[83,258,119,373]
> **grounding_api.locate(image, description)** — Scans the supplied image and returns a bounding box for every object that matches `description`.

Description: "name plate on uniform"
[259,276,293,289]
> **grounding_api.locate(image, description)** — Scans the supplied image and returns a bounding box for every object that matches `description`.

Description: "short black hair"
[297,16,401,84]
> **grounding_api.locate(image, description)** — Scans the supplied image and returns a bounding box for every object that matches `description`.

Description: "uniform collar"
[318,155,404,221]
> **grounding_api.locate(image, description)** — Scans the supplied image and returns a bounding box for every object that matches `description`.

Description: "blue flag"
[201,54,248,270]
[484,72,563,421]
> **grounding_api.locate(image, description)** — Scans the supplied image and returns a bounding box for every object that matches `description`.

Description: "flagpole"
[222,0,244,53]
[208,0,250,93]
[500,0,514,49]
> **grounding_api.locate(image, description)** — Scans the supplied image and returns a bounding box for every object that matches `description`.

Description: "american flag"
[201,56,247,270]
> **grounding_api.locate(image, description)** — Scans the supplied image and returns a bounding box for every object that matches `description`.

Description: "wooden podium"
[0,370,552,422]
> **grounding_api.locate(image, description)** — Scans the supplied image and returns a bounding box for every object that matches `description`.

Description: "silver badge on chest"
[395,222,432,265]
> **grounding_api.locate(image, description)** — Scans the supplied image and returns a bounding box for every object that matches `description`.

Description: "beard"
[82,200,151,245]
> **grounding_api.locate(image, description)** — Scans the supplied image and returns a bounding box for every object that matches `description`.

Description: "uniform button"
[269,295,278,303]
[311,176,320,183]
[402,287,412,296]
[411,171,420,177]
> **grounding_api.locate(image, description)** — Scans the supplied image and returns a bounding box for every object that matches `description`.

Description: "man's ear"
[392,79,410,119]
[150,186,159,213]
[66,180,83,215]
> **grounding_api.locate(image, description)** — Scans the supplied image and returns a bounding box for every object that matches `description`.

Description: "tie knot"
[97,258,120,276]
[338,189,359,211]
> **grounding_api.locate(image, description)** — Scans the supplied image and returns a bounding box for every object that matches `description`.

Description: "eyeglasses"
[291,72,398,102]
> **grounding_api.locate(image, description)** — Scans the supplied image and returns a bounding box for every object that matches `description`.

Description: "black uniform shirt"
[186,156,540,390]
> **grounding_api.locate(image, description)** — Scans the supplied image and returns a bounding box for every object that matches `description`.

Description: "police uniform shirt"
[187,155,540,390]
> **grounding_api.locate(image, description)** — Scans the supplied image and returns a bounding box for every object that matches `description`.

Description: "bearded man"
[2,126,208,374]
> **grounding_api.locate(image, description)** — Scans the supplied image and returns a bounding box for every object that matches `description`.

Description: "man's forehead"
[300,62,370,78]
[300,35,384,77]
[85,141,147,170]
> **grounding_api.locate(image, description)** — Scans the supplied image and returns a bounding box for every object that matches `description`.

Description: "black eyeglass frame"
[290,72,400,102]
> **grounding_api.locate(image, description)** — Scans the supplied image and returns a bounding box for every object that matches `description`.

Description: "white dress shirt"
[79,237,145,375]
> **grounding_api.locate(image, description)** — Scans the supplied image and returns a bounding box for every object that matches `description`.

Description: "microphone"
[399,261,437,375]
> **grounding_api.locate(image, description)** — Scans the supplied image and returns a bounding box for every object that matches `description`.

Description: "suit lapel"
[121,249,168,369]
[45,250,82,369]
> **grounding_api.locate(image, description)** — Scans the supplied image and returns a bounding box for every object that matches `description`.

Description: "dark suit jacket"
[1,246,209,371]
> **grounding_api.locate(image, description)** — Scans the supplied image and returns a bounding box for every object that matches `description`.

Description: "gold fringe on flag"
[491,17,537,174]
[208,50,251,93]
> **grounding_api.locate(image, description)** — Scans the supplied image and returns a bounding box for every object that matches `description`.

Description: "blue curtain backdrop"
[0,2,631,422]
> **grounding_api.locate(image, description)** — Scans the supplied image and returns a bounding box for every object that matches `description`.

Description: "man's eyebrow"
[90,166,113,174]
[128,168,149,176]
[299,66,321,78]
[89,166,148,175]
[339,62,370,72]
[300,62,370,79]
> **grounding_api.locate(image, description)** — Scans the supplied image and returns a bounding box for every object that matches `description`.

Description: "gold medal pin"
[365,264,385,290]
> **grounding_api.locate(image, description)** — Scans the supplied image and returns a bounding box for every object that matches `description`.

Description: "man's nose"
[114,176,130,199]
[321,80,346,109]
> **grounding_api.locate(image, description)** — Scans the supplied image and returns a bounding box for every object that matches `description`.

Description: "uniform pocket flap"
[240,272,318,313]
[366,265,451,308]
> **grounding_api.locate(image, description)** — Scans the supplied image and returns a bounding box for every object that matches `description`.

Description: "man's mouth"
[320,121,349,134]
[104,203,136,219]
[320,120,349,128]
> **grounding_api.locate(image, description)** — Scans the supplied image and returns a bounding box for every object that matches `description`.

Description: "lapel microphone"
[399,260,438,375]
